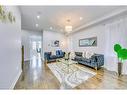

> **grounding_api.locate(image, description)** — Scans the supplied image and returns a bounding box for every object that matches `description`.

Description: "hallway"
[14,57,60,89]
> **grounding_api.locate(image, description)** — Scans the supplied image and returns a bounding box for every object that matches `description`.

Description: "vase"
[118,62,122,76]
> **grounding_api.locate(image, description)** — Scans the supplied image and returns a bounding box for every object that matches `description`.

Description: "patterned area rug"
[47,62,96,89]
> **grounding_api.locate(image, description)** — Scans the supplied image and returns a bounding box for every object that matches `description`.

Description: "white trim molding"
[10,69,22,89]
[69,7,127,35]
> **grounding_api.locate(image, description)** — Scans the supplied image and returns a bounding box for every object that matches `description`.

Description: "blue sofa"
[74,52,104,70]
[44,50,65,63]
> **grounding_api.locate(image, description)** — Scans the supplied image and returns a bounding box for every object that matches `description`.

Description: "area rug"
[47,62,96,89]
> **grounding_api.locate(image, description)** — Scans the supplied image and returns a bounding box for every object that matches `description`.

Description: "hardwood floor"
[14,57,127,89]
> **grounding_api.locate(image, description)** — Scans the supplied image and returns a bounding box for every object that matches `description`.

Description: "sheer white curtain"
[104,17,127,74]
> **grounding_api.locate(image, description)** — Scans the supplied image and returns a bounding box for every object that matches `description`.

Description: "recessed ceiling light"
[36,24,39,27]
[80,17,83,20]
[37,15,40,19]
[50,27,53,30]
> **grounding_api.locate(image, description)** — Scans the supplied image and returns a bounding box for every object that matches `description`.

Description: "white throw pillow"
[82,52,86,58]
[52,51,56,55]
[86,52,94,59]
[70,52,75,59]
[65,52,69,58]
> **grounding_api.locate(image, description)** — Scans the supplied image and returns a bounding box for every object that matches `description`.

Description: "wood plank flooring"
[14,58,127,89]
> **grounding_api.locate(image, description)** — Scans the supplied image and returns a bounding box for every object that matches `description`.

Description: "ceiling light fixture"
[37,15,40,19]
[65,19,72,33]
[80,17,83,20]
[50,27,53,30]
[36,24,39,27]
[65,26,72,32]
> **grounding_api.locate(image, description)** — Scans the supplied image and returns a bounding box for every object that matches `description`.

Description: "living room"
[42,6,127,75]
[0,5,127,90]
[19,6,127,89]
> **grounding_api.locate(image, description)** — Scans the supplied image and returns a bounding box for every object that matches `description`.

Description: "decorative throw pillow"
[59,50,63,55]
[86,51,94,59]
[75,52,82,56]
[52,51,56,55]
[65,52,68,58]
[56,50,59,55]
[70,52,75,59]
[82,52,86,58]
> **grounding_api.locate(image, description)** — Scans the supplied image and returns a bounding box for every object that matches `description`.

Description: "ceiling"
[20,6,126,34]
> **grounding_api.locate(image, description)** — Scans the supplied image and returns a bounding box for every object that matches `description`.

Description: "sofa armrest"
[63,52,65,57]
[44,52,51,60]
[96,54,104,67]
[91,54,104,67]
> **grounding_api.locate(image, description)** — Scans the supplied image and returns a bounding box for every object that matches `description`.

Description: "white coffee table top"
[56,58,78,73]
[58,58,77,65]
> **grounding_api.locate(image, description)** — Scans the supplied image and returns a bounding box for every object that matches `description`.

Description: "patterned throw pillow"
[59,50,63,55]
[86,51,94,59]
[75,52,82,56]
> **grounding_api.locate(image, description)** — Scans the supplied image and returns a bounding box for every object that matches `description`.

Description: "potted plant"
[114,44,127,76]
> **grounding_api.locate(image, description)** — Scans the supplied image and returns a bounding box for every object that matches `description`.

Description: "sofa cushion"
[75,56,82,61]
[56,55,62,58]
[45,52,51,55]
[86,59,91,63]
[50,55,57,59]
[81,57,86,61]
[81,57,91,63]
[82,52,86,58]
[75,52,82,57]
[59,50,63,55]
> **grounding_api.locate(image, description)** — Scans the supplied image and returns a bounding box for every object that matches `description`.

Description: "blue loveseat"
[74,52,104,70]
[44,50,65,63]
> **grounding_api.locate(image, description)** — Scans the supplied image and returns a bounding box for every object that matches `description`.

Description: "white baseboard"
[10,69,22,89]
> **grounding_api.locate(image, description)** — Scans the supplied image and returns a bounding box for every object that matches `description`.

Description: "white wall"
[68,25,105,54]
[0,6,21,89]
[21,29,43,61]
[43,31,67,58]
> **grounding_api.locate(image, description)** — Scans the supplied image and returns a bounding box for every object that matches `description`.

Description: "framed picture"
[51,40,59,47]
[79,37,97,47]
